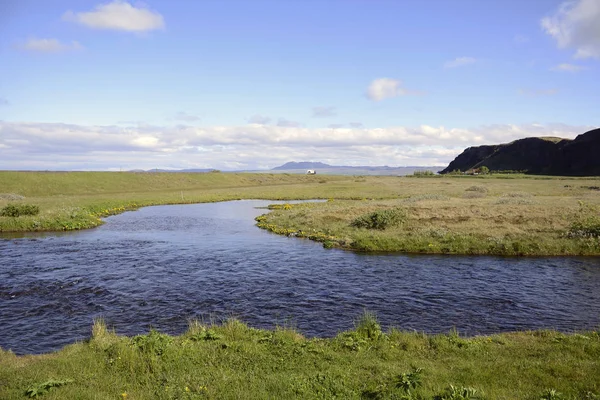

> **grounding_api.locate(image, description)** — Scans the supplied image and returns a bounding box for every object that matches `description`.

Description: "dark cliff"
[440,128,600,176]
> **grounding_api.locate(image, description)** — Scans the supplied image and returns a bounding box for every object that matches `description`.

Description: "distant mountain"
[272,161,332,170]
[128,162,444,176]
[440,128,600,176]
[130,168,216,173]
[270,162,442,176]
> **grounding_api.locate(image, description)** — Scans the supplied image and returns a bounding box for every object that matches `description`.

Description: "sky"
[0,0,599,170]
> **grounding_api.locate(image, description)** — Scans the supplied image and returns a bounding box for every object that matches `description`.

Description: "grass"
[255,177,600,256]
[0,317,598,399]
[2,171,600,254]
[2,172,600,397]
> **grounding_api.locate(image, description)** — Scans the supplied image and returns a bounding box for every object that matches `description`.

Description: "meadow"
[1,171,600,399]
[0,316,599,399]
[1,171,598,255]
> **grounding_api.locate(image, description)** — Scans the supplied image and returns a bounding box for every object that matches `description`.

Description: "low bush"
[412,170,436,177]
[0,204,40,217]
[350,208,406,230]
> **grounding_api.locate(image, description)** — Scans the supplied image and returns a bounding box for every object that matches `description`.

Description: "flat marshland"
[1,171,600,399]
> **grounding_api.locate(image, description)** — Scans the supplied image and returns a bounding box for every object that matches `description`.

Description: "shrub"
[350,208,406,230]
[412,170,435,176]
[0,203,40,217]
[479,166,490,175]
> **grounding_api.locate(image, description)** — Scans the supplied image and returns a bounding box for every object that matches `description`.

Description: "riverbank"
[0,171,346,232]
[1,171,599,255]
[256,181,600,256]
[1,316,598,399]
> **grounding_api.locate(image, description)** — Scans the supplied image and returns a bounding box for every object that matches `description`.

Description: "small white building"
[306,170,316,175]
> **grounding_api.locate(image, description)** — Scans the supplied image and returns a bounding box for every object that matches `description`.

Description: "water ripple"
[1,200,600,354]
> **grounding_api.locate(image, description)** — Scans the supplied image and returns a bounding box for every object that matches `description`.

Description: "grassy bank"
[1,315,598,399]
[2,171,600,255]
[256,177,600,256]
[0,171,351,232]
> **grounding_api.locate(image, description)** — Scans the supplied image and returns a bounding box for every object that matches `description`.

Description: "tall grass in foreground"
[1,315,599,399]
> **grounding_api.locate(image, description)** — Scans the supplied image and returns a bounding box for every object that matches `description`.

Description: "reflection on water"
[1,200,600,354]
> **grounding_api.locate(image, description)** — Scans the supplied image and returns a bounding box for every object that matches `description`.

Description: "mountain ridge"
[440,128,600,175]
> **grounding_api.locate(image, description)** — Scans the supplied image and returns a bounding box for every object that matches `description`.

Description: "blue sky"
[0,0,598,170]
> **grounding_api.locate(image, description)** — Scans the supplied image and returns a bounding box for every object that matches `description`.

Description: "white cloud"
[312,106,337,117]
[17,38,83,53]
[518,88,558,96]
[541,0,600,59]
[0,121,592,170]
[63,1,165,32]
[366,78,419,101]
[444,57,477,68]
[550,63,588,72]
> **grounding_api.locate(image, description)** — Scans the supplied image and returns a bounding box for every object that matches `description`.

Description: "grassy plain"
[1,317,599,400]
[1,171,599,254]
[249,174,600,256]
[2,171,600,398]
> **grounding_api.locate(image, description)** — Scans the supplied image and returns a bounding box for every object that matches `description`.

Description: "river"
[1,200,599,354]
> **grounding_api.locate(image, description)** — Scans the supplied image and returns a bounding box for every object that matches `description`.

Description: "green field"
[1,171,600,399]
[1,171,599,255]
[1,317,599,400]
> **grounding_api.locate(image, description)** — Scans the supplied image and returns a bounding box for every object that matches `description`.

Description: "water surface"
[1,200,599,354]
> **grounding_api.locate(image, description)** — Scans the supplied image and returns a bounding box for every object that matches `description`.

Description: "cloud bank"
[0,121,592,171]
